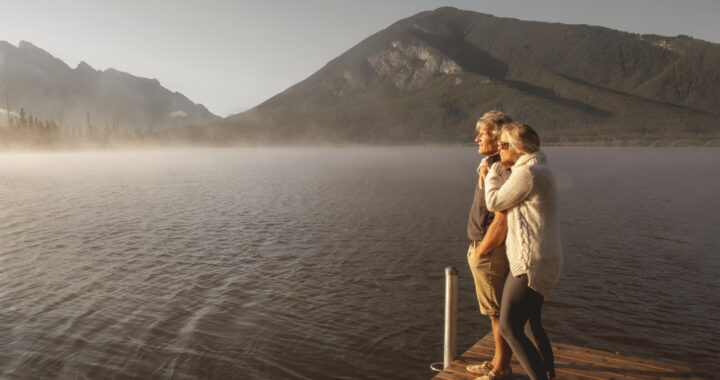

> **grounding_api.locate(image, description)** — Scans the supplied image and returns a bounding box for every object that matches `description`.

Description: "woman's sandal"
[466,361,493,375]
[473,367,513,380]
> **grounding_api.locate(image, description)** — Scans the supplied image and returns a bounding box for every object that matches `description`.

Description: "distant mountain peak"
[0,40,15,50]
[0,41,219,129]
[18,40,38,49]
[18,40,37,50]
[17,40,56,59]
[76,61,96,72]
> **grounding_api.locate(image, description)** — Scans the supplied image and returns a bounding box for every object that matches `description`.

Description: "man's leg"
[468,245,512,374]
[467,245,500,372]
[490,315,512,372]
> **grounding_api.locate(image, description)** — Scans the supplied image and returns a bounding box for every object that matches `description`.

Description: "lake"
[1,147,718,379]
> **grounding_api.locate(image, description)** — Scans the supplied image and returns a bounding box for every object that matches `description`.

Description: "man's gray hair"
[476,110,513,137]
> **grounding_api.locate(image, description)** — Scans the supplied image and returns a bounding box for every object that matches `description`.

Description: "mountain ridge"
[211,7,719,145]
[0,40,218,130]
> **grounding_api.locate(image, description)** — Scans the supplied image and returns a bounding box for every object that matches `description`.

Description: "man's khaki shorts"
[467,243,510,316]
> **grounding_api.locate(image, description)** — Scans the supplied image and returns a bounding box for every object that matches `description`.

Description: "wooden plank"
[471,335,693,374]
[553,342,689,372]
[552,344,700,378]
[471,334,694,373]
[432,333,711,380]
[462,339,661,379]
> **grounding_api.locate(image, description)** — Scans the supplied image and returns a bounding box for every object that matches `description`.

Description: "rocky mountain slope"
[212,7,720,144]
[0,41,218,130]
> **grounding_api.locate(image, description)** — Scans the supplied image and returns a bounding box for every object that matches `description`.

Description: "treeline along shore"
[0,108,170,150]
[1,108,719,150]
[2,123,720,150]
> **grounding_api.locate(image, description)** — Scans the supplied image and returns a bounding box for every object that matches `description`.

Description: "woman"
[483,123,562,380]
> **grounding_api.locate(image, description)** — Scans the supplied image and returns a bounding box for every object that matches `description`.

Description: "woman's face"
[499,131,524,167]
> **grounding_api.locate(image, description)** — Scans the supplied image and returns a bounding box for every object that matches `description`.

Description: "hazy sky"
[1,0,718,117]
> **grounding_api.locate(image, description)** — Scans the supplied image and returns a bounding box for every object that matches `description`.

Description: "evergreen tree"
[85,111,95,140]
[18,108,27,128]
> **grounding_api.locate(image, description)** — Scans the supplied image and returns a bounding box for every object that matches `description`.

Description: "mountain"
[211,7,720,145]
[0,40,218,130]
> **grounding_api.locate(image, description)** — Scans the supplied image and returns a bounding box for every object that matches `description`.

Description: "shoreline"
[2,140,720,153]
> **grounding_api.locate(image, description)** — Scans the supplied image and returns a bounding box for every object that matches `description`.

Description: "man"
[465,110,513,380]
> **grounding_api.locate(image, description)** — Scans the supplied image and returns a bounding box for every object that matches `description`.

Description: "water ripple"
[0,147,718,379]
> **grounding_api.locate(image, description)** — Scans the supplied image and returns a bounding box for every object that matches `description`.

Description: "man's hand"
[478,165,490,188]
[473,210,508,257]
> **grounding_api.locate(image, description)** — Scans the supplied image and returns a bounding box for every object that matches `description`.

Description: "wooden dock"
[432,333,711,379]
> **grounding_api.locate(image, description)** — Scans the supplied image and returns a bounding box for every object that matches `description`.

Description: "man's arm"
[474,210,508,256]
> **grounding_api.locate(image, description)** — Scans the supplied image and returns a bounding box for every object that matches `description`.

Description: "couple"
[465,111,562,380]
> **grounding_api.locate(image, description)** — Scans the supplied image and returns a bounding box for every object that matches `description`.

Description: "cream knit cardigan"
[484,150,563,296]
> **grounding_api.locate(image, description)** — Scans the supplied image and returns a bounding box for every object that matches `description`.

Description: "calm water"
[1,147,718,379]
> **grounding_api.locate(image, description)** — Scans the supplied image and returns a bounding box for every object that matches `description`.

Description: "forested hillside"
[202,7,720,146]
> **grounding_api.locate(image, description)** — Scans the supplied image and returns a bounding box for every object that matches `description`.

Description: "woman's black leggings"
[499,274,555,380]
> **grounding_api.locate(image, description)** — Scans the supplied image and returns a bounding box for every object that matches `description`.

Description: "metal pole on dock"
[443,266,458,369]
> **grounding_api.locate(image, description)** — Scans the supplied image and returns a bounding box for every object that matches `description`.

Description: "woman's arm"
[485,163,534,212]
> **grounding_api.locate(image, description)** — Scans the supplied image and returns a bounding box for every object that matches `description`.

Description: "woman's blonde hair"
[476,110,513,137]
[501,123,541,154]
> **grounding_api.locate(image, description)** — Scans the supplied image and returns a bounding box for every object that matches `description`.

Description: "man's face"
[499,131,523,168]
[475,123,499,156]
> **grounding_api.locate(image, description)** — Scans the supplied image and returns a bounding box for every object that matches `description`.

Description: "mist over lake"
[1,147,718,379]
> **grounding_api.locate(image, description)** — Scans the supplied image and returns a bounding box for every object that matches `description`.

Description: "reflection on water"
[0,147,718,379]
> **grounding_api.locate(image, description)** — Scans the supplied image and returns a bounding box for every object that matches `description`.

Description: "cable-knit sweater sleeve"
[485,162,534,212]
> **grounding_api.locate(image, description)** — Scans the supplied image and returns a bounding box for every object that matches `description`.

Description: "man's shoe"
[466,361,493,375]
[473,367,512,380]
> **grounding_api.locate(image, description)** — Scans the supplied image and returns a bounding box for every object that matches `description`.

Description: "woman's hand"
[489,162,506,176]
